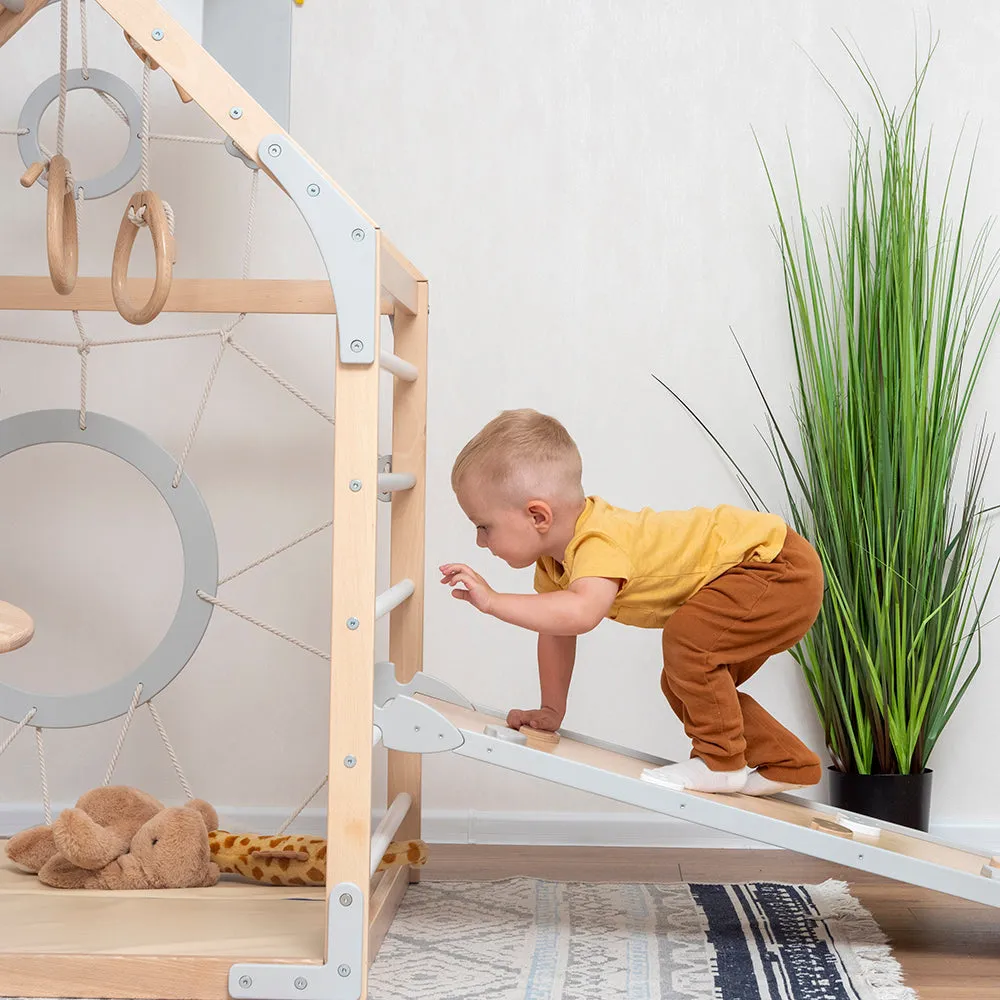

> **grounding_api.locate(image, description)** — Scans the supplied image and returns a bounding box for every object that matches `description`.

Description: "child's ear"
[526,500,553,532]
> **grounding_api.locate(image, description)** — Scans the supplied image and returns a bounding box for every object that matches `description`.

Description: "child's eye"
[476,525,487,533]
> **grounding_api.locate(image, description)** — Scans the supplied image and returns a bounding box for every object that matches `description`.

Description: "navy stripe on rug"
[690,883,865,1000]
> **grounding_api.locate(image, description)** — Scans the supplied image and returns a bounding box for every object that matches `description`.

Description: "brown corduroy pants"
[659,528,824,785]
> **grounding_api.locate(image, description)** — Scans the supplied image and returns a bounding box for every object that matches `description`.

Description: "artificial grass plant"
[662,38,1000,775]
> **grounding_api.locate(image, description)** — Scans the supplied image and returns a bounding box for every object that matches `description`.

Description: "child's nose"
[476,536,487,548]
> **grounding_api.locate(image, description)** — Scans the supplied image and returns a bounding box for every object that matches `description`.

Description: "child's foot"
[640,757,749,794]
[742,770,805,797]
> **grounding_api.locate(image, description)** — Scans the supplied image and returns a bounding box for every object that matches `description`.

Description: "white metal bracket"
[259,136,377,365]
[377,454,392,502]
[373,694,464,753]
[229,882,364,1000]
[373,660,476,711]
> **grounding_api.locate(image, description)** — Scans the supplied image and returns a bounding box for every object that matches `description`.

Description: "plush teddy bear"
[6,786,165,873]
[38,802,220,890]
[5,785,220,890]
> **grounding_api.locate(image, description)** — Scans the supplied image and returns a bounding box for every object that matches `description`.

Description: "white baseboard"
[2,802,997,854]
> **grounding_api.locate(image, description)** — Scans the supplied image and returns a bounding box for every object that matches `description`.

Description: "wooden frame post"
[325,236,383,995]
[387,281,429,880]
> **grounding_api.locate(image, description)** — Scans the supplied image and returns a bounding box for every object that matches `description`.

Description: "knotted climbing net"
[0,0,348,835]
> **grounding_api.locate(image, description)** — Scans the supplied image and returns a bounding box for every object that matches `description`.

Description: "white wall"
[1,0,999,848]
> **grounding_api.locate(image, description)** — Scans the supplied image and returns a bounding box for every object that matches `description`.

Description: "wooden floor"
[422,845,1000,1000]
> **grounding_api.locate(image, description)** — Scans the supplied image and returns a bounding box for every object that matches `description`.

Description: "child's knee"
[660,624,698,671]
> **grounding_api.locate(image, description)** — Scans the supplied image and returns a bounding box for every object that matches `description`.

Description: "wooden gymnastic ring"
[46,154,78,295]
[112,190,175,325]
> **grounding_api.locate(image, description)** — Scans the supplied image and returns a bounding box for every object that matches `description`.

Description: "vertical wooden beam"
[326,239,382,996]
[387,280,429,881]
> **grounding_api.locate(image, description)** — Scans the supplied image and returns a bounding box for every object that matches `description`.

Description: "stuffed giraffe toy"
[208,830,428,886]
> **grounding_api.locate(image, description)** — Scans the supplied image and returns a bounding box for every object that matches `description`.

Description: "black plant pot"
[827,767,933,832]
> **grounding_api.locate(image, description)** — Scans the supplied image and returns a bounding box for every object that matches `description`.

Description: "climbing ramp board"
[420,695,1000,909]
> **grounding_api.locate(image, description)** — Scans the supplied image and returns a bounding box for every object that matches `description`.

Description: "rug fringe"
[809,879,919,1000]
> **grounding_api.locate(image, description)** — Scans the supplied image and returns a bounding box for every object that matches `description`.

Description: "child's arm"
[507,633,576,731]
[439,563,618,635]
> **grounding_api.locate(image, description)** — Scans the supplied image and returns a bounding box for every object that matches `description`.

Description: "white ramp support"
[373,660,475,710]
[417,695,1000,910]
[373,694,463,753]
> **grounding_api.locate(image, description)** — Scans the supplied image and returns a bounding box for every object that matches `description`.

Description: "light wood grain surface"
[0,600,33,653]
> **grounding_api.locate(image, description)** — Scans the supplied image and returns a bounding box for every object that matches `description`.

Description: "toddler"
[440,408,824,796]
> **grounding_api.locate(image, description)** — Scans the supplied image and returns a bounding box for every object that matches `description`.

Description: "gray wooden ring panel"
[0,409,218,728]
[18,69,142,200]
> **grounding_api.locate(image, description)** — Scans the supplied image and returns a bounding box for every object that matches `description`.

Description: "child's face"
[455,482,550,569]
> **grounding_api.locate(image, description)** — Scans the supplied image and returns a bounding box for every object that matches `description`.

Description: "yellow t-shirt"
[533,496,787,628]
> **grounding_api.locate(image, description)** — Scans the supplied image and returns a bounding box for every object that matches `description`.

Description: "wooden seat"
[0,601,33,653]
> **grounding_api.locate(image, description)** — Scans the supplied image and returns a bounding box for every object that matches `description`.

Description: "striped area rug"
[368,878,916,1000]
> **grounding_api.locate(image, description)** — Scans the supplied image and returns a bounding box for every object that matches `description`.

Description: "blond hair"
[451,409,583,505]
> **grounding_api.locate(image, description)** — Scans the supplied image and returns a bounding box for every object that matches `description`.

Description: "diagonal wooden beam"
[0,0,54,48]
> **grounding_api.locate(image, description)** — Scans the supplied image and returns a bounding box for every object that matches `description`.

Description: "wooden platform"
[0,847,409,999]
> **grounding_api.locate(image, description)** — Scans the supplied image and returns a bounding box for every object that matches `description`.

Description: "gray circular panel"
[18,69,142,200]
[0,410,218,728]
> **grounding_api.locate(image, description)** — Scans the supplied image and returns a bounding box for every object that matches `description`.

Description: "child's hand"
[439,563,496,615]
[507,707,563,732]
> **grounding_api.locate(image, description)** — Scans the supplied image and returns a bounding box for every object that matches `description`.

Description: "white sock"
[742,770,804,797]
[640,757,749,794]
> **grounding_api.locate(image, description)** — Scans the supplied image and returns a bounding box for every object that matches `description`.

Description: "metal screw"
[414,725,421,732]
[349,479,362,492]
[230,106,243,119]
[294,977,308,991]
[350,339,364,353]
[238,976,253,989]
[267,143,282,157]
[343,755,356,768]
[307,183,321,197]
[347,616,360,630]
[337,965,351,978]
[151,28,164,40]
[351,228,365,242]
[340,892,353,906]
